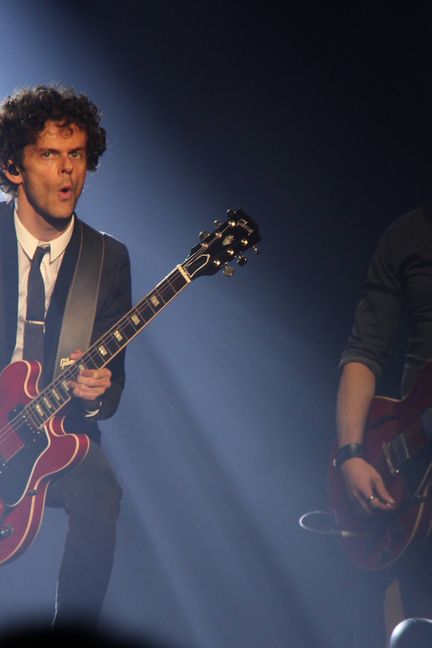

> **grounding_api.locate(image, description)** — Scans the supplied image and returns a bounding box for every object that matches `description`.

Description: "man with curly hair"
[0,85,132,626]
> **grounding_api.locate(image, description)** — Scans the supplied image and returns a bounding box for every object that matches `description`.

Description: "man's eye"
[70,151,83,159]
[41,151,53,159]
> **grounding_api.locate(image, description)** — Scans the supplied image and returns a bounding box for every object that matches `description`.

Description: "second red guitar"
[328,360,432,570]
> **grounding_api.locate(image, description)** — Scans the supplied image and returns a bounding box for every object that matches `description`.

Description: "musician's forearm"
[337,361,376,447]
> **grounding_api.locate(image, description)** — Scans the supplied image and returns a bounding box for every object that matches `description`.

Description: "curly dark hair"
[0,84,107,196]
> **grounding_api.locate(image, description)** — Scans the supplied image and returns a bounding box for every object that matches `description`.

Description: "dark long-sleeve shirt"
[340,203,432,396]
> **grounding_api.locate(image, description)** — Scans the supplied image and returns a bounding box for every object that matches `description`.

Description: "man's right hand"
[340,457,396,515]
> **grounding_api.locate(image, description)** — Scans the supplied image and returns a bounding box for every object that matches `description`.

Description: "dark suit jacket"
[0,201,132,441]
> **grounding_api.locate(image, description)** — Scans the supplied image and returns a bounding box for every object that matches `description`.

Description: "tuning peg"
[214,220,222,227]
[236,255,247,266]
[199,231,210,242]
[253,246,260,255]
[223,264,235,277]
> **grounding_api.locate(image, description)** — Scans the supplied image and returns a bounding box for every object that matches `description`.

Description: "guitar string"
[0,267,186,448]
[335,412,431,477]
[0,261,188,443]
[385,416,428,468]
[392,417,423,444]
[0,221,247,450]
[370,397,432,455]
[0,218,256,447]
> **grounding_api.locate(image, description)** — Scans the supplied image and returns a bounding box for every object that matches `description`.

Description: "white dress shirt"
[11,210,75,363]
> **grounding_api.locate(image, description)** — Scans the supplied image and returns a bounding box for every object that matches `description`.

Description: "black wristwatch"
[334,443,363,469]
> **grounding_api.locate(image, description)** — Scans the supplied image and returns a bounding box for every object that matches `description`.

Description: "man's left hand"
[68,349,112,406]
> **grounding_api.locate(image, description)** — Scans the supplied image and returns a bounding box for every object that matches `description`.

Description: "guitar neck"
[22,208,262,431]
[26,264,191,428]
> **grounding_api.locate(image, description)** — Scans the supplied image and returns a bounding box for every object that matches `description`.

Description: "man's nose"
[60,155,73,173]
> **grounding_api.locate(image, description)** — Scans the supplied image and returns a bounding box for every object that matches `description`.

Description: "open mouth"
[59,186,73,198]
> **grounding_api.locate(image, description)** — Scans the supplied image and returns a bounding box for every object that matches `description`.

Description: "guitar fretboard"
[24,265,190,430]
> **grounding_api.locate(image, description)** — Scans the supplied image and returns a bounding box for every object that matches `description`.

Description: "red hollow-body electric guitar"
[328,360,432,570]
[0,210,261,566]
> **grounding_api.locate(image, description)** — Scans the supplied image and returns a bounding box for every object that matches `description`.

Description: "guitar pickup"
[383,434,410,476]
[383,442,401,476]
[9,405,44,448]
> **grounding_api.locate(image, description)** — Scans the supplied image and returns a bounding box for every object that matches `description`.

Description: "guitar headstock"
[183,209,262,280]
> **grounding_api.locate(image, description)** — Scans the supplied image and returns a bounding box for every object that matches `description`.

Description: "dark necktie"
[23,245,49,363]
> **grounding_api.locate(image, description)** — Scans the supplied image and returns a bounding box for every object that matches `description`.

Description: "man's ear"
[3,160,22,185]
[7,162,19,176]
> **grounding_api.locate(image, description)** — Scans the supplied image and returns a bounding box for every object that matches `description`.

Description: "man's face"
[12,120,88,222]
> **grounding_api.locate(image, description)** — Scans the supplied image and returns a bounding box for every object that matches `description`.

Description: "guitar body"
[328,361,432,570]
[0,361,89,565]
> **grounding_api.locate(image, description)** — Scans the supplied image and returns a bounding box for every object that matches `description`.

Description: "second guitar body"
[328,360,432,570]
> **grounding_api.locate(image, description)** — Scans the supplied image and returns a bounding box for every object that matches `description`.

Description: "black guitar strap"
[53,221,105,377]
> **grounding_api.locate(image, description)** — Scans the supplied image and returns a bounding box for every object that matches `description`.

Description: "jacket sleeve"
[91,236,132,421]
[340,226,403,378]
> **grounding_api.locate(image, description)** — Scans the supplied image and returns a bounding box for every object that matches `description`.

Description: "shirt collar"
[14,208,75,263]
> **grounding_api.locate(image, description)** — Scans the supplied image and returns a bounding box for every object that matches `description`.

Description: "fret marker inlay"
[150,295,160,307]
